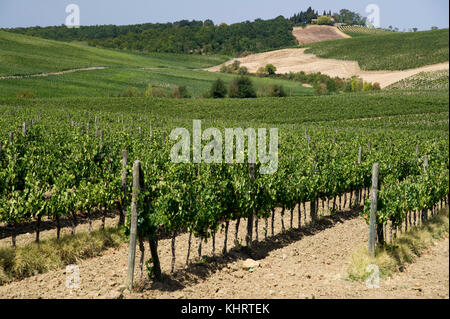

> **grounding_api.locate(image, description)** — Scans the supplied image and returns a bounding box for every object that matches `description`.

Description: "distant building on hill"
[311,16,335,25]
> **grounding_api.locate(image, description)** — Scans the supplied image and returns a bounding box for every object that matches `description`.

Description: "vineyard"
[304,28,449,70]
[0,91,448,285]
[386,70,449,90]
[337,25,393,37]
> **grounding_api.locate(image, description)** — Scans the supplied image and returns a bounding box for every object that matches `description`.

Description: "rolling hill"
[0,31,312,98]
[0,31,228,77]
[209,28,449,88]
[304,28,449,70]
[292,25,350,45]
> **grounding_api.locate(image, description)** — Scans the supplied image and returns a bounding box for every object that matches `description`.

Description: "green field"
[1,91,448,126]
[0,67,313,98]
[304,29,449,70]
[0,31,228,76]
[0,31,312,98]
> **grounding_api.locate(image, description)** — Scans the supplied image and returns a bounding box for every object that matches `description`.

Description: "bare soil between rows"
[0,195,448,299]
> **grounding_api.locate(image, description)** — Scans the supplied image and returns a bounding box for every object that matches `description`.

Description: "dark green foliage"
[16,90,35,99]
[267,84,286,97]
[313,82,327,95]
[332,9,366,25]
[173,86,191,99]
[120,87,143,97]
[229,76,256,98]
[317,16,333,25]
[238,66,249,75]
[290,7,364,26]
[275,71,379,94]
[265,64,277,76]
[4,17,297,57]
[290,6,318,25]
[231,61,241,72]
[344,80,353,92]
[210,78,228,98]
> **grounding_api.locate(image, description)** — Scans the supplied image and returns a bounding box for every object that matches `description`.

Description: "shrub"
[313,81,328,95]
[317,16,333,25]
[145,84,171,98]
[267,84,286,97]
[350,76,363,92]
[325,78,338,93]
[265,64,277,76]
[238,66,249,75]
[220,65,232,74]
[173,86,191,99]
[121,87,143,97]
[372,82,381,90]
[229,76,256,98]
[210,78,228,98]
[256,66,268,77]
[16,90,35,99]
[362,81,373,91]
[334,77,346,91]
[231,60,241,73]
[344,80,353,92]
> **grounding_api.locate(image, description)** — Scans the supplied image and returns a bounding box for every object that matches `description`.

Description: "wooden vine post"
[354,146,362,206]
[127,160,142,291]
[422,155,428,221]
[119,150,128,226]
[246,162,255,247]
[310,157,318,222]
[368,163,379,258]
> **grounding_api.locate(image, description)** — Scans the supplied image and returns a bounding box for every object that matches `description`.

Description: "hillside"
[207,48,448,88]
[337,25,393,37]
[304,29,449,70]
[0,31,228,77]
[207,28,450,88]
[0,31,312,98]
[293,25,350,45]
[0,67,313,98]
[2,17,298,57]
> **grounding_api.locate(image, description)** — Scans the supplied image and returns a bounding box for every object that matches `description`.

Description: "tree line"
[4,17,297,56]
[290,7,366,26]
[3,8,366,56]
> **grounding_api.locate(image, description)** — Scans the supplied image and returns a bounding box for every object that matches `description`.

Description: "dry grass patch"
[348,207,449,281]
[0,227,126,285]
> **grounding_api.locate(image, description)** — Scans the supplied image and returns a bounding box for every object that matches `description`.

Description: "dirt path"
[1,196,448,299]
[0,67,106,80]
[206,48,449,88]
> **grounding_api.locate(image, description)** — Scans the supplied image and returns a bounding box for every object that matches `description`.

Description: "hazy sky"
[0,0,448,31]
